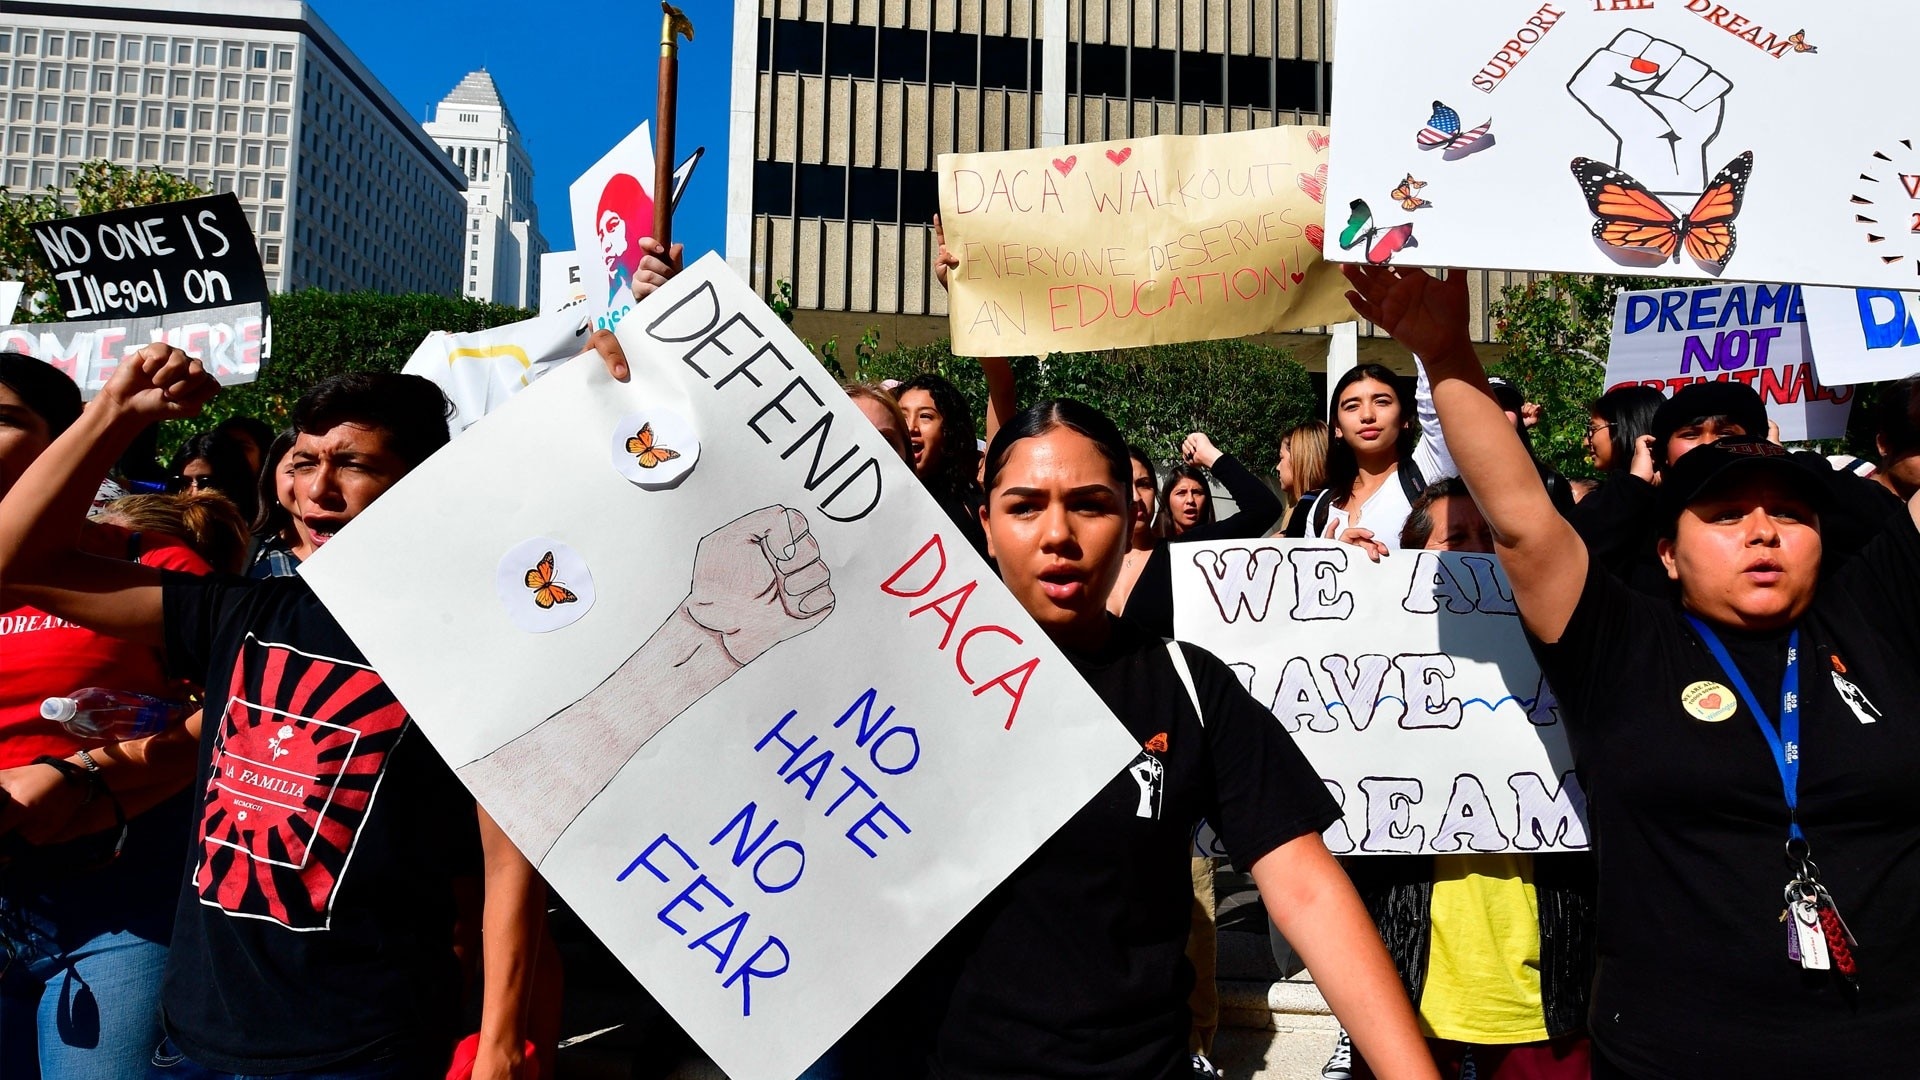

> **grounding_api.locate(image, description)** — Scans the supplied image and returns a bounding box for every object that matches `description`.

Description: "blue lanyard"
[1686,616,1802,841]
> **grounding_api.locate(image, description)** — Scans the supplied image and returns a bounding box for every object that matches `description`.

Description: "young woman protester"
[896,373,990,559]
[1276,420,1330,532]
[1286,362,1455,550]
[245,429,308,578]
[878,398,1438,1080]
[1120,431,1284,637]
[1346,263,1920,1079]
[165,430,258,525]
[0,354,211,1079]
[1160,462,1215,536]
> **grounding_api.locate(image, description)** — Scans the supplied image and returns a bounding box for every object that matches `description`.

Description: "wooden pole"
[654,4,694,248]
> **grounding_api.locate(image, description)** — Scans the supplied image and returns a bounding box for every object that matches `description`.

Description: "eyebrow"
[998,484,1118,498]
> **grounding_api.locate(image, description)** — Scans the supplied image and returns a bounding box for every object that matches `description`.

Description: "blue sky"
[315,0,734,262]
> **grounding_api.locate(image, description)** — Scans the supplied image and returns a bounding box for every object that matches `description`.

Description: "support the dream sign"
[301,255,1141,1080]
[1173,540,1585,856]
[1325,1,1920,290]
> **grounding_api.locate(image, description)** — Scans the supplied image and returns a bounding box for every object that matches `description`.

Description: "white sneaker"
[1320,1030,1354,1080]
[1191,1052,1221,1079]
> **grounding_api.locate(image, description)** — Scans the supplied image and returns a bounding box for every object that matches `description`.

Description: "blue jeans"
[0,798,185,1080]
[146,1036,444,1079]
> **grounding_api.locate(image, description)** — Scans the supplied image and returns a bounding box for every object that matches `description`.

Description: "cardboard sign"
[399,307,595,433]
[1326,2,1920,289]
[538,250,589,316]
[1606,283,1852,441]
[301,254,1140,1080]
[568,126,703,336]
[936,127,1354,356]
[29,193,268,320]
[1172,539,1586,856]
[0,301,263,399]
[1803,286,1920,386]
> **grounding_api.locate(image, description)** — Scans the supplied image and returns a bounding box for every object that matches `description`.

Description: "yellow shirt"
[1416,853,1550,1045]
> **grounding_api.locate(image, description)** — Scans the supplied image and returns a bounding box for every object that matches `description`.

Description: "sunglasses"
[170,475,221,492]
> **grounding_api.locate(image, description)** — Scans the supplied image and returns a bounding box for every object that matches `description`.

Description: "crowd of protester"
[0,222,1915,1080]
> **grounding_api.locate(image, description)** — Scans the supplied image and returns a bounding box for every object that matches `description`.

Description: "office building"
[0,0,466,295]
[727,0,1522,365]
[424,68,547,308]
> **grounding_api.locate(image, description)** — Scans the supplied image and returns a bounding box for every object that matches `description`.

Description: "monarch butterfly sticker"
[1390,174,1432,212]
[610,408,698,488]
[495,538,595,633]
[1572,151,1752,274]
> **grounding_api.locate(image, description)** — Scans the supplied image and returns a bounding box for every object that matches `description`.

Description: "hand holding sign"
[100,342,220,423]
[687,505,836,666]
[1569,30,1733,194]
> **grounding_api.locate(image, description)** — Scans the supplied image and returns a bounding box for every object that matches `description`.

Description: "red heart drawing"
[1298,163,1328,205]
[1630,57,1661,74]
[1291,270,1306,285]
[1305,224,1325,252]
[1307,130,1330,154]
[1699,692,1723,710]
[1106,147,1132,166]
[1052,155,1077,176]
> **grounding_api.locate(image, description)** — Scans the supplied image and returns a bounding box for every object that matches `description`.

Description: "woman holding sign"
[888,398,1438,1080]
[1344,264,1920,1080]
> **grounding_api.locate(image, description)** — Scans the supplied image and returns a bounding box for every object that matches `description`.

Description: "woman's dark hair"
[1157,463,1215,537]
[1324,363,1412,503]
[1589,384,1665,472]
[216,415,277,467]
[292,372,452,469]
[897,373,983,509]
[1871,375,1920,459]
[1126,445,1154,479]
[1399,476,1471,549]
[167,431,258,524]
[983,398,1130,494]
[251,428,296,538]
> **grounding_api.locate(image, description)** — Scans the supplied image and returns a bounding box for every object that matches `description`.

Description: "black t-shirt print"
[915,619,1340,1080]
[1528,517,1920,1079]
[161,572,481,1073]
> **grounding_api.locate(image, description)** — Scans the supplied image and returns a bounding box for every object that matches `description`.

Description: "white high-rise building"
[0,0,466,296]
[423,70,545,309]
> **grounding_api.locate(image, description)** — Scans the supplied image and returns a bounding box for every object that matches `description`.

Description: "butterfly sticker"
[1298,163,1328,205]
[625,423,682,469]
[1786,28,1816,53]
[1572,151,1752,274]
[1390,174,1432,211]
[525,550,579,610]
[1416,101,1495,162]
[1339,200,1419,265]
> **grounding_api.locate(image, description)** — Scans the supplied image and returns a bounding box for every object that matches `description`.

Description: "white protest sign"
[1173,539,1585,856]
[1326,2,1919,289]
[538,250,588,316]
[400,307,593,433]
[1803,286,1920,386]
[0,282,21,325]
[0,301,263,399]
[568,126,703,335]
[1606,283,1853,442]
[301,254,1140,1080]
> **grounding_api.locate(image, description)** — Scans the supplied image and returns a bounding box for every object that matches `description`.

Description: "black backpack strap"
[1398,455,1427,504]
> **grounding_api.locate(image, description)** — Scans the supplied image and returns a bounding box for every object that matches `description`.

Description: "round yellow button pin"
[1681,680,1737,723]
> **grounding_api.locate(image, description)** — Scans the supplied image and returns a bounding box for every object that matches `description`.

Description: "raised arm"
[1181,433,1283,540]
[1409,355,1458,482]
[1342,266,1586,641]
[933,214,1018,448]
[0,345,218,645]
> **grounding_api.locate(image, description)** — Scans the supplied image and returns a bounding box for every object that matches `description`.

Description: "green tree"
[0,161,208,319]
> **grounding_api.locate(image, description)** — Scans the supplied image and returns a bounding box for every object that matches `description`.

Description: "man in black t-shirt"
[0,346,571,1077]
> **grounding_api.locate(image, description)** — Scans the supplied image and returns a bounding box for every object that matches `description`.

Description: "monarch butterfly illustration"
[1339,200,1419,266]
[1390,174,1432,211]
[625,423,682,469]
[1571,151,1752,273]
[1786,29,1816,53]
[525,550,579,609]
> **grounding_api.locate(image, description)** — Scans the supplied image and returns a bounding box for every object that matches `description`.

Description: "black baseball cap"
[1651,382,1768,459]
[0,352,82,436]
[1658,435,1828,529]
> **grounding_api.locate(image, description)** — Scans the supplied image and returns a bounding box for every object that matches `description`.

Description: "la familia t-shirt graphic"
[197,634,410,930]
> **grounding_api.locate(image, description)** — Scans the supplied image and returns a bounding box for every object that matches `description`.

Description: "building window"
[119,104,134,125]
[72,35,88,58]
[172,108,186,129]
[263,242,280,264]
[248,79,264,101]
[222,78,238,99]
[147,73,163,94]
[0,33,12,52]
[144,105,161,126]
[36,133,53,154]
[242,176,258,197]
[89,134,105,156]
[195,108,211,130]
[41,67,57,88]
[245,111,262,134]
[251,48,267,69]
[218,142,234,164]
[148,40,164,63]
[225,46,240,67]
[221,109,236,132]
[62,133,80,155]
[197,75,212,97]
[114,135,131,157]
[45,35,62,57]
[192,140,209,163]
[140,136,158,159]
[266,210,282,231]
[8,133,24,153]
[65,101,81,123]
[175,42,190,64]
[244,144,260,165]
[200,44,216,65]
[20,33,36,55]
[39,100,56,121]
[268,145,285,167]
[276,49,292,70]
[268,178,283,198]
[98,37,112,59]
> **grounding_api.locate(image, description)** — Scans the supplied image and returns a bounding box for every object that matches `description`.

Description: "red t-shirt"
[0,527,212,768]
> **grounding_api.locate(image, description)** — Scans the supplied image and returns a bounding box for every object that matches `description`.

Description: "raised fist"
[1568,30,1732,194]
[684,505,835,665]
[1181,432,1222,469]
[102,343,219,421]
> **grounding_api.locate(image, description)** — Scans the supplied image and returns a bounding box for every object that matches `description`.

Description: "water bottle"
[40,688,189,739]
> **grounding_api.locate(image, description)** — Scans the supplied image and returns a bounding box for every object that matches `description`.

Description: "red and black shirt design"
[196,634,410,931]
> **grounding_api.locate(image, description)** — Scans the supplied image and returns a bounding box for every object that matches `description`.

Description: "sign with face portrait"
[567,125,702,337]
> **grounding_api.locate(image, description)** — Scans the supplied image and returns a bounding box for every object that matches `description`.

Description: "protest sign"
[301,254,1141,1080]
[1326,2,1919,290]
[0,282,21,325]
[399,307,593,433]
[29,193,268,320]
[1172,539,1585,857]
[1606,283,1851,441]
[568,126,703,335]
[538,250,589,316]
[0,302,263,399]
[936,126,1354,356]
[1803,286,1920,386]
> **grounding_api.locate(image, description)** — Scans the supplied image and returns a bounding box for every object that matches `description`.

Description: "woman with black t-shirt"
[893,398,1438,1080]
[1346,264,1920,1079]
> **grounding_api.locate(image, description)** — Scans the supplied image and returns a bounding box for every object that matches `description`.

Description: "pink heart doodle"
[1106,147,1132,166]
[1307,130,1330,154]
[1052,155,1077,176]
[1298,163,1328,205]
[1305,224,1325,253]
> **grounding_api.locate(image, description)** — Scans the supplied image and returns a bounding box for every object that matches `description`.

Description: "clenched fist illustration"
[685,505,836,665]
[1569,30,1732,194]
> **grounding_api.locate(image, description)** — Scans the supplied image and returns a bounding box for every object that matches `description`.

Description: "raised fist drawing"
[1568,30,1731,194]
[685,505,836,665]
